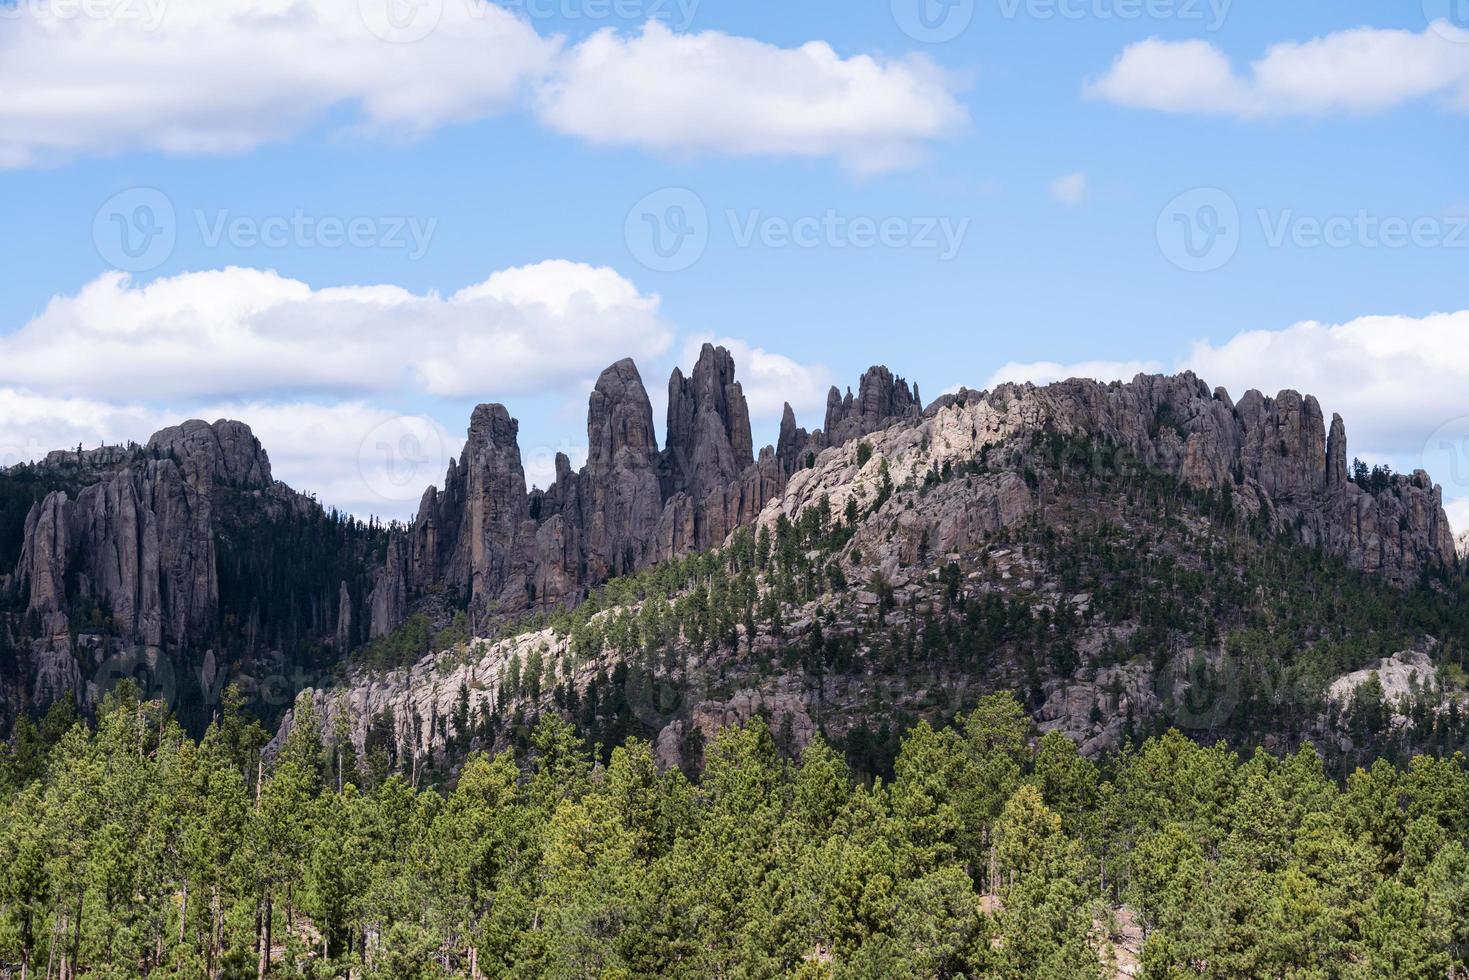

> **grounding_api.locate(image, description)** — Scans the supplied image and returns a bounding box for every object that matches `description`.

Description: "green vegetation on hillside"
[2,684,1468,978]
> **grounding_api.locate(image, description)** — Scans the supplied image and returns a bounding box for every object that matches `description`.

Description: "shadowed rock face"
[661,343,754,502]
[386,346,784,628]
[822,365,922,448]
[16,419,276,654]
[776,403,810,476]
[10,419,294,707]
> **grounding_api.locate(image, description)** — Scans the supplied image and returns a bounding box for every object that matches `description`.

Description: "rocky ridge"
[368,345,924,638]
[3,420,380,719]
[273,368,1464,774]
[767,372,1454,587]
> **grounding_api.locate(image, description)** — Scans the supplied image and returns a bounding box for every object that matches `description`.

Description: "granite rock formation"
[386,345,842,630]
[274,367,1463,773]
[822,365,922,447]
[769,372,1455,587]
[5,419,380,718]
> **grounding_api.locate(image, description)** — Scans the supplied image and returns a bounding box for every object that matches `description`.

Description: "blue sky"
[0,0,1466,525]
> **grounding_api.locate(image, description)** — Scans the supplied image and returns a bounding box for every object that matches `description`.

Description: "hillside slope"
[275,370,1469,780]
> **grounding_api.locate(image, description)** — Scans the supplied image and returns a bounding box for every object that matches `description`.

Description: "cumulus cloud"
[0,387,170,467]
[1181,311,1469,467]
[1048,172,1088,205]
[1447,498,1469,539]
[0,388,458,518]
[0,262,838,516]
[0,2,967,171]
[678,335,835,426]
[1086,23,1469,118]
[982,358,1164,391]
[0,261,674,401]
[0,0,558,167]
[536,21,965,175]
[982,311,1469,532]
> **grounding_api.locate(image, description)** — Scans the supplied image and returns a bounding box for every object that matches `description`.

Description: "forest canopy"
[2,684,1467,979]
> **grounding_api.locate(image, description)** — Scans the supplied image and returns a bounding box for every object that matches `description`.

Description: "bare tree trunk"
[19,910,32,980]
[45,912,61,980]
[210,884,222,979]
[68,894,83,980]
[257,891,272,980]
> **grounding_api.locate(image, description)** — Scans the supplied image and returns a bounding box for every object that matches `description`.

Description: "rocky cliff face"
[14,422,277,682]
[662,344,754,501]
[4,419,381,721]
[821,365,922,447]
[770,372,1454,588]
[378,345,923,636]
[274,368,1463,777]
[371,364,1454,644]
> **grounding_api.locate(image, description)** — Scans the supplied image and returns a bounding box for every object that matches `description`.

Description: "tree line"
[3,683,1468,978]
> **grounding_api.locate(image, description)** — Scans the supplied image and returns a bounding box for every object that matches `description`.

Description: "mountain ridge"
[0,350,1460,752]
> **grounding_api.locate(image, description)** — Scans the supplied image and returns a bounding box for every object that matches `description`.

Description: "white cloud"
[1087,23,1469,118]
[0,2,967,172]
[0,387,170,467]
[535,20,967,175]
[0,0,559,167]
[1180,312,1469,458]
[982,358,1164,391]
[1445,498,1469,538]
[678,334,834,427]
[0,388,458,518]
[0,264,836,516]
[1048,171,1088,205]
[0,261,675,401]
[226,401,459,518]
[982,311,1469,527]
